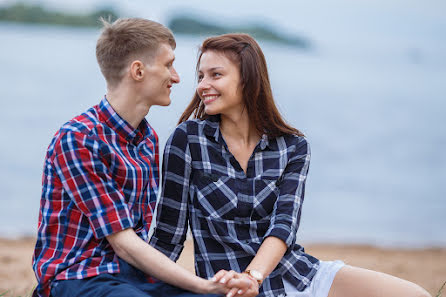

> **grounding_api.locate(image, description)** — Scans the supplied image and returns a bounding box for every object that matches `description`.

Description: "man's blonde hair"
[96,17,176,87]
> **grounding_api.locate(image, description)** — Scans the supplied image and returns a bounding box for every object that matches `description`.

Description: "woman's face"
[196,50,244,116]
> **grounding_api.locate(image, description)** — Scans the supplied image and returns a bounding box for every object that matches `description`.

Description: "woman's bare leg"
[328,265,431,297]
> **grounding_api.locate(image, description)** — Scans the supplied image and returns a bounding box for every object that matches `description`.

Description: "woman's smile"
[202,94,220,105]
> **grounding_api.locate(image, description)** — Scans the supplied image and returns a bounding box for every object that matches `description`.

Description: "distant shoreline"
[0,3,118,28]
[0,3,311,49]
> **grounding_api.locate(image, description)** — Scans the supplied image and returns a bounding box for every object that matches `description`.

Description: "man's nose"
[171,67,180,84]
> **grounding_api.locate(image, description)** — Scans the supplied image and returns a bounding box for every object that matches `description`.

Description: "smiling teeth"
[204,95,219,100]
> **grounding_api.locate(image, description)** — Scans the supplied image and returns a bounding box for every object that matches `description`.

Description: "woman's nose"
[197,78,210,94]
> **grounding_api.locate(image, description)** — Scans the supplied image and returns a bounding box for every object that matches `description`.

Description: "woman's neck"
[220,111,259,147]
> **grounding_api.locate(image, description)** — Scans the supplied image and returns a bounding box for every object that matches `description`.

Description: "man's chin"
[157,98,171,107]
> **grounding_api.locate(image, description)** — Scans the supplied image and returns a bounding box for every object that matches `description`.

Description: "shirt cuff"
[89,206,134,239]
[264,224,296,247]
[149,236,184,262]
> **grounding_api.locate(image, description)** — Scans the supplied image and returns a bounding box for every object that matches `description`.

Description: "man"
[32,18,248,297]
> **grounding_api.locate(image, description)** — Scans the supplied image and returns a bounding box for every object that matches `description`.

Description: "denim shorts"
[50,258,219,297]
[283,260,345,297]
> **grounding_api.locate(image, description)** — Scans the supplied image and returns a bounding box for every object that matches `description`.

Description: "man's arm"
[108,228,251,295]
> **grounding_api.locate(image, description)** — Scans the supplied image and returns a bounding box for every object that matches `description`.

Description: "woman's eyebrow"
[199,66,224,73]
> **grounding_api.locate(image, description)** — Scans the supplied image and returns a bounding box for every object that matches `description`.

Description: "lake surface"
[0,22,445,247]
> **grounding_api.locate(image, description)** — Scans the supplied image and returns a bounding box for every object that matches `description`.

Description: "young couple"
[32,18,431,297]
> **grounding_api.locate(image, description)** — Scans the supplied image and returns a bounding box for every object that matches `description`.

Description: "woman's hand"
[200,278,230,295]
[212,270,259,297]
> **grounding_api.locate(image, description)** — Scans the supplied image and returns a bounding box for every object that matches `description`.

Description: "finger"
[236,287,258,297]
[234,288,245,296]
[226,276,251,290]
[209,280,230,295]
[220,270,236,285]
[226,278,251,290]
[225,287,239,297]
[212,269,228,282]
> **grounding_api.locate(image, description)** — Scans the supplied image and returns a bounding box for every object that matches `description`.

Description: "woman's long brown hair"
[178,33,303,138]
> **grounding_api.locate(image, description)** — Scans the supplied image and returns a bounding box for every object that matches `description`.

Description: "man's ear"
[130,60,145,81]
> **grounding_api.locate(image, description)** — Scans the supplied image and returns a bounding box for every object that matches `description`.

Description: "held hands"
[211,270,260,297]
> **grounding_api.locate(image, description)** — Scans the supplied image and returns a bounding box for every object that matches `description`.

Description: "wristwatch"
[243,269,263,286]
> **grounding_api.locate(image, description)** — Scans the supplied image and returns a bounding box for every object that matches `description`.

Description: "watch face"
[250,270,263,280]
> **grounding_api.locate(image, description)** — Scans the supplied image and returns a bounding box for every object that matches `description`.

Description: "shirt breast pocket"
[191,170,237,219]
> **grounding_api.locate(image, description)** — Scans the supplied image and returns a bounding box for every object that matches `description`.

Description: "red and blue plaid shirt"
[32,97,159,297]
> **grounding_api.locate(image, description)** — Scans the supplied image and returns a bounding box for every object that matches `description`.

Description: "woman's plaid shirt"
[150,116,319,297]
[32,98,159,297]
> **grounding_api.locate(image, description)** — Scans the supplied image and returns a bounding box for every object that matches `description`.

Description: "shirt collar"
[203,115,272,151]
[98,96,151,144]
[203,115,222,143]
[259,134,270,150]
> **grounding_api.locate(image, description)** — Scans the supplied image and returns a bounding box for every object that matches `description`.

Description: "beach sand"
[1,237,444,296]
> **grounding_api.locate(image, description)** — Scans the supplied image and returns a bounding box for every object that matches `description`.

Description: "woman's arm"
[214,237,286,297]
[263,137,310,248]
[244,236,287,282]
[149,124,192,260]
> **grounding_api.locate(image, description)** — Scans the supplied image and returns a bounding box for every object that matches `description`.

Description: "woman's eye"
[198,75,203,82]
[213,72,221,77]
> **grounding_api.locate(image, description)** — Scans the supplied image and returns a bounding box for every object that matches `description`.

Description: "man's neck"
[106,86,151,129]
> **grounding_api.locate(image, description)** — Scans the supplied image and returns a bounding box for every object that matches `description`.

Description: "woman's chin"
[204,107,219,115]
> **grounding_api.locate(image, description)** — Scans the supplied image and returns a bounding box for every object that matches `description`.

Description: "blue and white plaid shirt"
[150,115,319,297]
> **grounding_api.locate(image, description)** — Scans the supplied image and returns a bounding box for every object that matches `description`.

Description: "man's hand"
[212,270,259,297]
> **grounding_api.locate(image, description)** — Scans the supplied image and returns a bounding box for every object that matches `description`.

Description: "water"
[0,22,445,247]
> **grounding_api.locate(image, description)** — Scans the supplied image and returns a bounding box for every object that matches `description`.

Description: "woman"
[150,34,431,297]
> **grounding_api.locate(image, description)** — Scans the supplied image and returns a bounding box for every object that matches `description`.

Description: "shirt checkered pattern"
[32,97,159,297]
[150,116,319,297]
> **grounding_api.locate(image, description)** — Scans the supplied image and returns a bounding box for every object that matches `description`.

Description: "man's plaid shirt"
[32,97,159,297]
[150,116,319,297]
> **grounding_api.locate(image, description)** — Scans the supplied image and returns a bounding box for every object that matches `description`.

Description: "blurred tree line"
[0,3,118,27]
[0,3,311,49]
[168,15,311,49]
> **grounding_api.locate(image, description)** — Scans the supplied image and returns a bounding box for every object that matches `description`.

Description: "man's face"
[142,43,180,107]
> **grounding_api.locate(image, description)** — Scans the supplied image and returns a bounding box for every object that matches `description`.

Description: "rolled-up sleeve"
[264,137,310,247]
[150,124,191,261]
[53,131,133,239]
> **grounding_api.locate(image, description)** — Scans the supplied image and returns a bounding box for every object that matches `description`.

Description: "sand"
[1,237,444,296]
